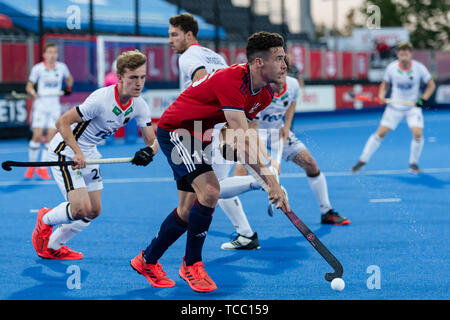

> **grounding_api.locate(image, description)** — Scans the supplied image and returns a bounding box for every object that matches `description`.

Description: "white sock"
[360,133,383,163]
[219,175,260,199]
[28,140,41,162]
[43,202,73,226]
[218,196,254,237]
[40,143,49,162]
[48,218,91,250]
[409,137,424,165]
[307,172,332,214]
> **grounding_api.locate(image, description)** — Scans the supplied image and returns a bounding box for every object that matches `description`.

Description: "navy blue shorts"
[157,127,213,191]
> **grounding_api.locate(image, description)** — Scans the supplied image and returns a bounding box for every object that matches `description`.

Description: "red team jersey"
[158,64,274,140]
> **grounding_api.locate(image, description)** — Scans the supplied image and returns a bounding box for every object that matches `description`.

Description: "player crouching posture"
[219,61,349,251]
[31,50,159,260]
[130,32,289,293]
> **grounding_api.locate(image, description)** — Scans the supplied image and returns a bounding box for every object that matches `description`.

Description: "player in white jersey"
[31,50,159,260]
[25,42,73,180]
[168,13,266,249]
[220,62,351,250]
[168,13,228,90]
[352,41,436,174]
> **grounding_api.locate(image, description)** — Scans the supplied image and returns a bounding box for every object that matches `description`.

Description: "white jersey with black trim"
[383,59,432,111]
[179,44,228,91]
[256,76,300,129]
[28,61,71,106]
[49,85,151,156]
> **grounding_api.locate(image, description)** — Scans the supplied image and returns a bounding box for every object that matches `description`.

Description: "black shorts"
[157,127,213,192]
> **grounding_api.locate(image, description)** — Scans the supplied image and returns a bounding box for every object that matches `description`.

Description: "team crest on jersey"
[112,106,122,116]
[124,107,133,117]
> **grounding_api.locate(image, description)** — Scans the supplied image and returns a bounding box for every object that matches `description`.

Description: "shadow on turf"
[8,260,90,300]
[376,172,450,189]
[105,233,314,300]
[63,228,336,300]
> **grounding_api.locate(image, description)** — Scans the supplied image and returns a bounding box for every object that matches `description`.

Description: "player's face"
[168,25,188,54]
[119,64,146,97]
[43,46,58,65]
[397,49,412,66]
[261,47,287,83]
[273,70,287,87]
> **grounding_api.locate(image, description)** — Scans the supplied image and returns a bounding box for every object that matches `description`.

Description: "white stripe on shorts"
[169,131,195,173]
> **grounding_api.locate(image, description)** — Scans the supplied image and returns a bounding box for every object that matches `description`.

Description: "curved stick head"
[1,161,12,171]
[325,270,344,282]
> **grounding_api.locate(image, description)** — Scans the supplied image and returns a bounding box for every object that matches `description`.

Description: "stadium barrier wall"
[1,83,449,140]
[2,35,450,85]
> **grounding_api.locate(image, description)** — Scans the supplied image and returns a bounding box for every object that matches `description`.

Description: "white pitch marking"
[297,114,450,132]
[0,147,28,154]
[369,198,402,203]
[1,167,450,187]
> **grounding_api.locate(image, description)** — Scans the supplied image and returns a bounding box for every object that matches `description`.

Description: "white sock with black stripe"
[28,140,41,162]
[40,143,49,162]
[409,137,424,165]
[48,218,91,250]
[43,202,73,226]
[360,133,383,163]
[218,197,254,237]
[219,175,260,198]
[307,172,332,214]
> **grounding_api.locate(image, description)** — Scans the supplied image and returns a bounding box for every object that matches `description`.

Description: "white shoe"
[220,232,260,250]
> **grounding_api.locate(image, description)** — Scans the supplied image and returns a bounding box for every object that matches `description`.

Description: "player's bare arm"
[421,79,436,101]
[64,74,74,95]
[250,119,280,174]
[55,108,86,169]
[25,81,39,99]
[140,125,159,154]
[232,120,279,176]
[378,81,389,100]
[223,109,288,211]
[191,67,207,83]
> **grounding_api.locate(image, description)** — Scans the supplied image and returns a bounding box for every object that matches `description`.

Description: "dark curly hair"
[169,13,199,38]
[246,32,285,63]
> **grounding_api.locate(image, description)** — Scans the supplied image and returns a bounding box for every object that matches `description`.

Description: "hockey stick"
[268,137,286,217]
[348,91,416,107]
[243,162,344,282]
[2,157,133,171]
[9,90,64,99]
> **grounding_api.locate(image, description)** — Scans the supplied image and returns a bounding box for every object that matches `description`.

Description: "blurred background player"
[352,41,436,174]
[131,32,289,293]
[31,50,158,260]
[168,13,227,88]
[168,13,263,250]
[104,58,118,86]
[25,42,73,180]
[220,58,350,250]
[286,52,306,89]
